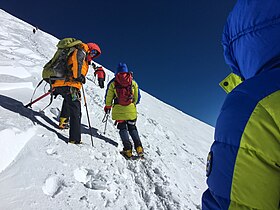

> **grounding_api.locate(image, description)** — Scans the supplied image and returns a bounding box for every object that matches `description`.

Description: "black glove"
[75,75,86,84]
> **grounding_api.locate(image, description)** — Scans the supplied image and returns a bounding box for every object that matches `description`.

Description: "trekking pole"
[81,85,94,147]
[24,88,55,108]
[102,111,110,135]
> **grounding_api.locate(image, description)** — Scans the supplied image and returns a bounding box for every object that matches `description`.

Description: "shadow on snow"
[81,124,118,147]
[0,94,118,147]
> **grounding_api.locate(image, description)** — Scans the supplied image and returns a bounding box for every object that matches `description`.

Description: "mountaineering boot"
[136,146,144,157]
[68,140,82,144]
[121,149,133,158]
[59,117,69,129]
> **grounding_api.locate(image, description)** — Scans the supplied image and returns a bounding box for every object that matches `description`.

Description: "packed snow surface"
[0,9,214,210]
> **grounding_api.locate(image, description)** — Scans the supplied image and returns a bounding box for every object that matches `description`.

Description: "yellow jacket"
[105,79,140,120]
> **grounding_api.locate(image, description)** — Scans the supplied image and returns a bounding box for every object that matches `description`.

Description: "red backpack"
[114,72,133,106]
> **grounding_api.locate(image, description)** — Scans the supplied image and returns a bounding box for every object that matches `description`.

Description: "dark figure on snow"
[33,26,38,34]
[51,42,101,144]
[104,63,144,158]
[92,63,106,88]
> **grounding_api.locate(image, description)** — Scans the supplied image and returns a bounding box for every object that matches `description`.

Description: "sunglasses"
[90,50,97,56]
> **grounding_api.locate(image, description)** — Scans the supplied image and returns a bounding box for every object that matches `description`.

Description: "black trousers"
[55,87,81,142]
[98,78,105,88]
[117,120,142,151]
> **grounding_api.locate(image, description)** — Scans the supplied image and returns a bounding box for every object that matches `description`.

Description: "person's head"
[86,43,101,61]
[115,63,128,75]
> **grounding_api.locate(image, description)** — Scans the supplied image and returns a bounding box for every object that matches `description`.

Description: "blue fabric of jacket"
[202,0,280,209]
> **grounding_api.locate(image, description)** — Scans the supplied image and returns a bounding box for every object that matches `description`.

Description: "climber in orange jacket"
[52,42,101,144]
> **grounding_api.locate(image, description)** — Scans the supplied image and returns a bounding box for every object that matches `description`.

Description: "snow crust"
[0,9,214,210]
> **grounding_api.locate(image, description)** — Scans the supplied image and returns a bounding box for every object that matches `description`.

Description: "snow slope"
[0,9,214,210]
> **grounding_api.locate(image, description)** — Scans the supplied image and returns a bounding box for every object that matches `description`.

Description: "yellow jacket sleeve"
[105,82,115,106]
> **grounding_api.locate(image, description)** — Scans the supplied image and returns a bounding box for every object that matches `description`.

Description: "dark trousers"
[117,120,142,151]
[98,78,105,88]
[55,87,81,142]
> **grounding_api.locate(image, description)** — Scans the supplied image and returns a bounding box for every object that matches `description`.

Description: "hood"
[87,42,101,58]
[115,63,128,75]
[222,0,280,80]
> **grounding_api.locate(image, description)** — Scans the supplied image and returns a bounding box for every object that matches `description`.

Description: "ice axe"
[25,88,55,108]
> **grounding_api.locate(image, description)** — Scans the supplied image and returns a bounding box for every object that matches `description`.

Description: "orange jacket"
[52,43,100,90]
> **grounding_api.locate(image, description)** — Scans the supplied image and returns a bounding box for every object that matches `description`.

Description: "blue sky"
[1,0,236,126]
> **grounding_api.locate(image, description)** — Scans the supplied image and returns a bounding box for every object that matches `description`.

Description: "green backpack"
[42,38,82,83]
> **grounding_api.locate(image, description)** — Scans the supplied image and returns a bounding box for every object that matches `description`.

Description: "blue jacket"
[202,1,280,209]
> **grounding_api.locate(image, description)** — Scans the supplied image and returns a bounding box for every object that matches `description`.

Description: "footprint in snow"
[74,167,108,190]
[46,148,58,156]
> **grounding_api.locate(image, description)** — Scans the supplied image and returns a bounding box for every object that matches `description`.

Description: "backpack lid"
[115,72,132,87]
[56,38,82,49]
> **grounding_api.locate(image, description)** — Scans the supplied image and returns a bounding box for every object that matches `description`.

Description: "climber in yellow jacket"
[104,63,144,158]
